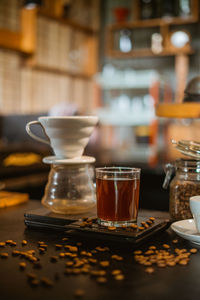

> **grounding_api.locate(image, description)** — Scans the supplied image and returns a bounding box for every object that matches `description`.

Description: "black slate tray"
[24,207,171,244]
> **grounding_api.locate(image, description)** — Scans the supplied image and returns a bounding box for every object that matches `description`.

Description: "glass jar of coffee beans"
[164,159,200,220]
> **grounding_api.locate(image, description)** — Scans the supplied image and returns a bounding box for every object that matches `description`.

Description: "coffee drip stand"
[26,116,98,214]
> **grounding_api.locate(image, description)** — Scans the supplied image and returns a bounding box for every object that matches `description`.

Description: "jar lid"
[172,139,200,159]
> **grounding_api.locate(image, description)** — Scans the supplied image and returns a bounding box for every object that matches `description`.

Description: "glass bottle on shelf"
[118,29,132,53]
[141,0,156,19]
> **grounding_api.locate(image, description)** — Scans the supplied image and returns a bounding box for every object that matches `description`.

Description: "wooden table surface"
[0,200,200,300]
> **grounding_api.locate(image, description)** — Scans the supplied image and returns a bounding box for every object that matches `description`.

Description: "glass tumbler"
[95,167,141,227]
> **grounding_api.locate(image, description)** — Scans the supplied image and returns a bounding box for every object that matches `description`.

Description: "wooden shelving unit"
[106,0,198,57]
[0,0,100,115]
[106,0,199,105]
[0,8,36,54]
[39,12,99,35]
[31,64,94,80]
[106,48,194,59]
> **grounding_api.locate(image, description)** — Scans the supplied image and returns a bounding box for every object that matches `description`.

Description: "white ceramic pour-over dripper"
[26,116,98,159]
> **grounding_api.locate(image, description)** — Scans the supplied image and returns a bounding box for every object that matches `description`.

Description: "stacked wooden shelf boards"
[0,0,99,114]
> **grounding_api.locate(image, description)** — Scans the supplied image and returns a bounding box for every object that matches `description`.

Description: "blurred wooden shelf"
[31,64,93,80]
[107,48,194,58]
[39,12,99,35]
[109,15,198,31]
[156,103,200,118]
[0,8,36,54]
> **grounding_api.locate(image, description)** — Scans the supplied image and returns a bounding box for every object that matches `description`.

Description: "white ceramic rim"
[43,155,96,165]
[38,116,98,120]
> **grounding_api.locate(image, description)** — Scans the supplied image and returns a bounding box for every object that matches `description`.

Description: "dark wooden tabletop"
[0,200,200,300]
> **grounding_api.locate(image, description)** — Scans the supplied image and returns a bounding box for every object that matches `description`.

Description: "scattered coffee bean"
[19,262,26,270]
[55,244,62,250]
[190,248,198,254]
[130,224,138,229]
[30,279,40,287]
[62,237,68,241]
[108,226,116,231]
[96,277,107,284]
[22,240,27,246]
[111,269,122,275]
[5,240,14,245]
[1,252,8,258]
[111,255,123,261]
[99,261,110,268]
[74,289,85,298]
[41,277,53,287]
[50,256,58,263]
[27,273,37,281]
[172,239,178,244]
[163,244,170,249]
[12,250,20,256]
[138,226,144,231]
[59,253,65,258]
[114,274,124,280]
[145,267,155,274]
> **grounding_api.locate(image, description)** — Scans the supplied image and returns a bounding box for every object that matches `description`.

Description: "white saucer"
[171,219,200,245]
[43,155,96,165]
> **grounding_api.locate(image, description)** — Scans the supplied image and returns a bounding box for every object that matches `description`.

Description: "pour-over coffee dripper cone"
[26,116,98,159]
[26,115,98,214]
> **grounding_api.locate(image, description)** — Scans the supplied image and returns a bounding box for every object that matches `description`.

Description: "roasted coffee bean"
[138,226,144,231]
[59,253,65,258]
[172,239,178,244]
[74,289,85,298]
[130,224,138,229]
[66,261,74,267]
[5,240,14,245]
[19,262,26,270]
[99,261,109,268]
[190,248,198,254]
[0,252,8,258]
[55,244,62,250]
[114,274,124,280]
[39,247,46,254]
[96,277,107,284]
[41,277,53,287]
[50,256,58,263]
[22,240,27,246]
[30,279,40,287]
[27,273,37,281]
[111,270,122,276]
[108,226,116,231]
[9,241,17,246]
[12,250,20,256]
[111,255,123,261]
[145,267,155,274]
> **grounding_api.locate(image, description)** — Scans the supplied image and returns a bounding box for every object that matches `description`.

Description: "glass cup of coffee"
[95,167,141,227]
